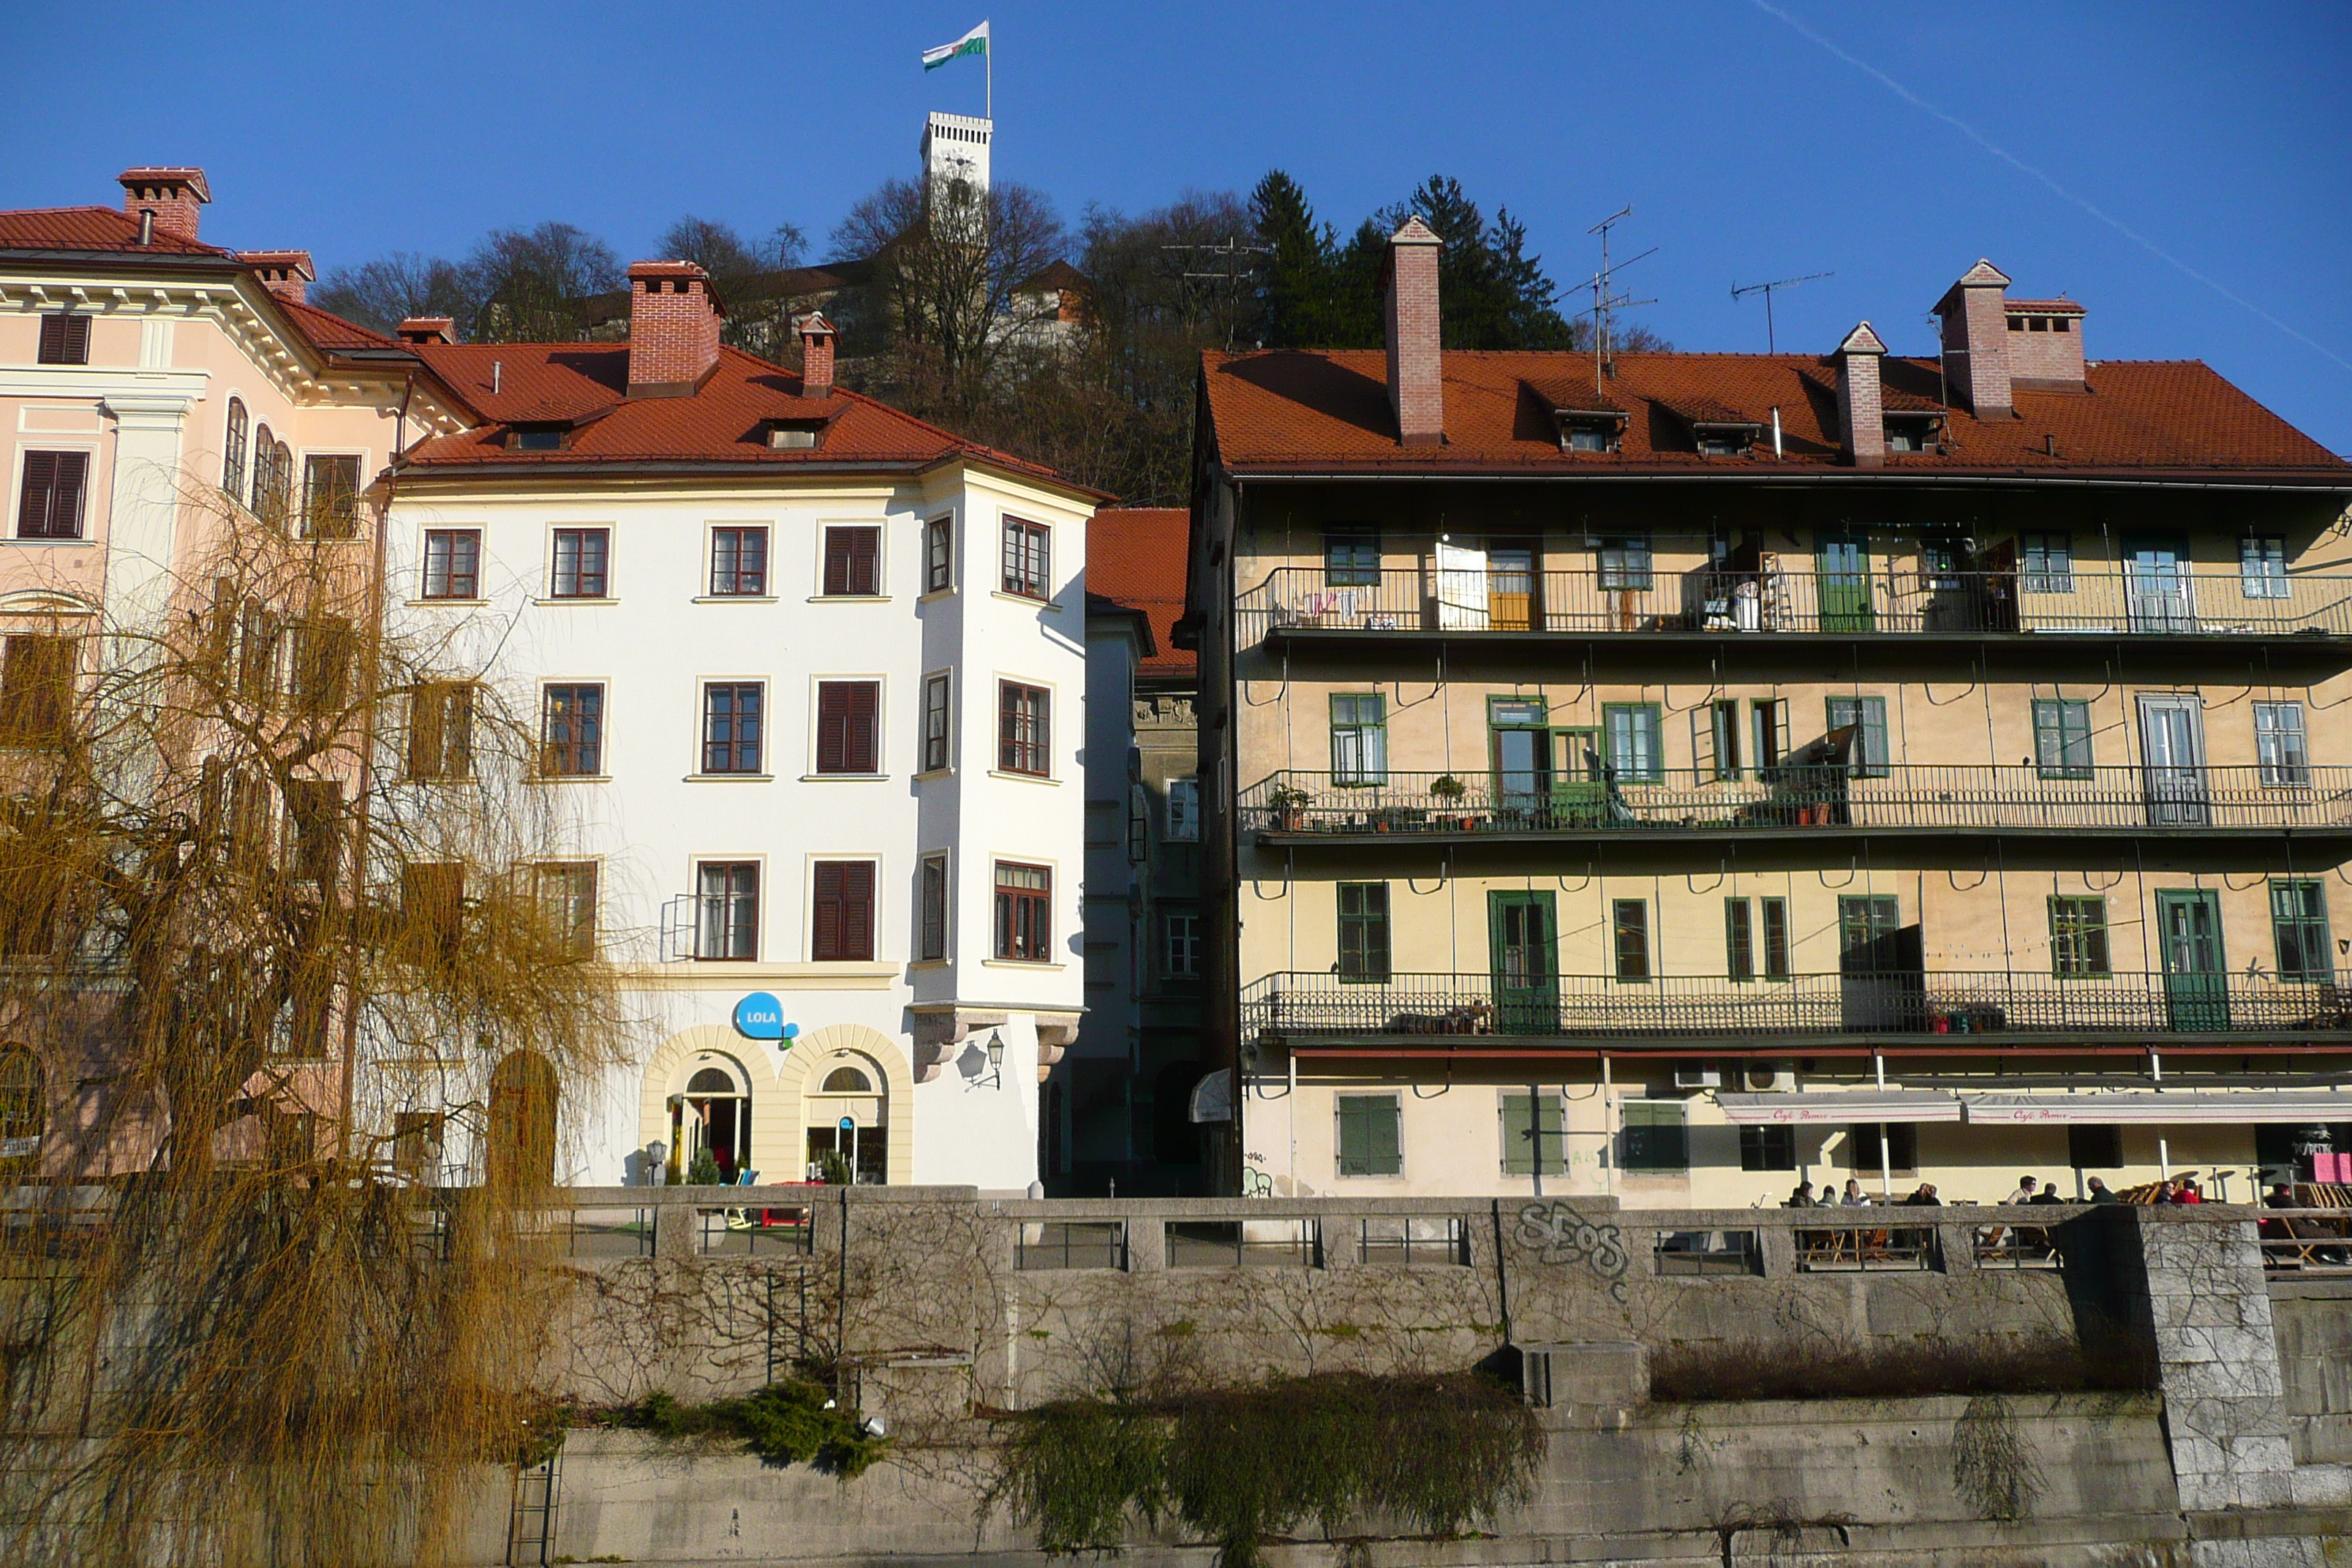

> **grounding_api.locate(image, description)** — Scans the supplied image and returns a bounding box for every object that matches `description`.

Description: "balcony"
[1239,563,2352,654]
[1241,766,2352,845]
[1242,970,2352,1050]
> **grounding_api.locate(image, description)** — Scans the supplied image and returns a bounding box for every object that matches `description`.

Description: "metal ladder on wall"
[505,1449,562,1567]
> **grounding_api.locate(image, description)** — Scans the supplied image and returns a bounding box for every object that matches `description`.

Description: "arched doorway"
[487,1051,557,1188]
[670,1057,754,1184]
[804,1052,886,1183]
[0,1046,44,1163]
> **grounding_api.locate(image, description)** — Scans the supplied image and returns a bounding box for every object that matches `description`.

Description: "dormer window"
[1884,416,1942,455]
[767,421,824,451]
[508,426,565,452]
[1693,424,1757,459]
[1553,410,1626,454]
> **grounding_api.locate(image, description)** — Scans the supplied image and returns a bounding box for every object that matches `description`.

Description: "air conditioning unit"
[1673,1067,1722,1090]
[1746,1063,1795,1092]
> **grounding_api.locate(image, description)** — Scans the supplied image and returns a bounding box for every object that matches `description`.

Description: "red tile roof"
[395,342,1104,495]
[277,297,397,353]
[1201,349,2349,480]
[2005,299,2087,314]
[0,205,229,257]
[1088,508,1194,676]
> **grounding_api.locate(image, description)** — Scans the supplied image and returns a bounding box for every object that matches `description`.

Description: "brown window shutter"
[823,530,851,596]
[848,528,878,595]
[817,683,847,772]
[813,861,844,959]
[845,682,877,772]
[19,453,55,536]
[841,860,873,959]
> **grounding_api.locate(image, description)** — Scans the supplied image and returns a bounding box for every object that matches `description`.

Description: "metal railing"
[1794,1224,1940,1272]
[1243,970,2352,1040]
[1166,1218,1322,1267]
[1243,765,2352,838]
[1018,1220,1128,1270]
[2261,1212,2352,1272]
[1971,1221,2065,1268]
[1237,564,2352,647]
[1655,1229,1763,1276]
[1357,1215,1471,1265]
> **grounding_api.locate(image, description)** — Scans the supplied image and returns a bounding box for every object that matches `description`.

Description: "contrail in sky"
[1749,0,2352,377]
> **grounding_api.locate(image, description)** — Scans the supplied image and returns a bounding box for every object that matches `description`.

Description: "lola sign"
[732,993,799,1042]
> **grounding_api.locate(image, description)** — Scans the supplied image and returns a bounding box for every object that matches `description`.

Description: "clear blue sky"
[6,1,2347,451]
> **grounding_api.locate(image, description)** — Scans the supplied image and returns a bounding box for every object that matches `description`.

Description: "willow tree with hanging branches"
[0,475,637,1567]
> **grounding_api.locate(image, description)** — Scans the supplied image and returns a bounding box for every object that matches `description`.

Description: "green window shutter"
[1621,1101,1689,1174]
[1338,1095,1401,1177]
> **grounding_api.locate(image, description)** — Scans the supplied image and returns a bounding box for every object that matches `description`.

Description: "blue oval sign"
[733,992,791,1041]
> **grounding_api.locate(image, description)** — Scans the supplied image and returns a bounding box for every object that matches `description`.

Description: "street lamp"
[986,1028,1005,1089]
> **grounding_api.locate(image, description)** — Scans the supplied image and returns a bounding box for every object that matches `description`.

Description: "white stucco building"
[379,268,1095,1193]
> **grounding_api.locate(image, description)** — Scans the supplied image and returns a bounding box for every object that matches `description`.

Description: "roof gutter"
[1221,468,2352,494]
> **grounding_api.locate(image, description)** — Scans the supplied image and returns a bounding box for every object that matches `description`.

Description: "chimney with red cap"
[798,312,837,397]
[626,260,724,398]
[397,317,457,344]
[1833,321,1889,469]
[1934,259,2013,420]
[244,251,314,306]
[1382,216,1444,448]
[118,167,211,245]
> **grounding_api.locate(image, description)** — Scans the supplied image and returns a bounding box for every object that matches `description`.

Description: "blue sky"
[5,1,2347,449]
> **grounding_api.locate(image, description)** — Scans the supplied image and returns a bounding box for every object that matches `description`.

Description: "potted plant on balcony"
[1267,785,1313,832]
[1431,774,1468,830]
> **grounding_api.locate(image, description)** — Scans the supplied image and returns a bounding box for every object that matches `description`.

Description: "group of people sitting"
[1781,1172,2208,1207]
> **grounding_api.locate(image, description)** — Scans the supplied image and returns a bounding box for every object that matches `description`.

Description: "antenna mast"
[1730,271,1833,354]
[1581,207,1656,394]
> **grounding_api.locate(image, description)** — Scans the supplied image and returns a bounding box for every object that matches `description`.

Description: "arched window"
[0,1046,43,1157]
[273,441,293,526]
[222,399,249,506]
[251,424,277,522]
[687,1067,737,1095]
[821,1066,872,1094]
[487,1050,557,1188]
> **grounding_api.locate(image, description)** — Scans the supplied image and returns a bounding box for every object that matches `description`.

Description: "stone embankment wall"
[464,1188,2352,1568]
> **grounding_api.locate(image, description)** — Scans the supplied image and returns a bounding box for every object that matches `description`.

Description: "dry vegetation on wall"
[990,1370,1546,1568]
[1647,1330,2152,1404]
[0,481,635,1567]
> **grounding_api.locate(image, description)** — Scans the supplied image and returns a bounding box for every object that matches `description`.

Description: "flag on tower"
[921,21,988,70]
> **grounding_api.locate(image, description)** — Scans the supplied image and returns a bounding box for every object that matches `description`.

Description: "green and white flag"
[921,20,988,70]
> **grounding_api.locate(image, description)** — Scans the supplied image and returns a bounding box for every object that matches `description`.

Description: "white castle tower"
[921,112,992,202]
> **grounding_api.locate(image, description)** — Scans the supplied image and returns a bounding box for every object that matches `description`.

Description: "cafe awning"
[1716,1090,1963,1124]
[1963,1091,2352,1124]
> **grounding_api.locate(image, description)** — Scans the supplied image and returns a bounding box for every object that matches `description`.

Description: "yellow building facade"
[1188,242,2352,1208]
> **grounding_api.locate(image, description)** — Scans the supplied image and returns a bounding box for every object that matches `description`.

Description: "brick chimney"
[1382,216,1444,448]
[798,311,837,397]
[2001,298,2087,390]
[118,167,211,244]
[1833,321,1889,469]
[1934,259,2013,419]
[244,250,314,306]
[397,317,457,344]
[625,260,724,398]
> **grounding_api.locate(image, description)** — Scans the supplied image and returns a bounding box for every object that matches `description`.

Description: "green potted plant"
[1431,774,1467,829]
[1267,785,1312,832]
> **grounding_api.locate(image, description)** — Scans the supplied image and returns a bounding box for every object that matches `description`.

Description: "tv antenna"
[1162,235,1274,347]
[1577,207,1656,393]
[1730,271,1832,354]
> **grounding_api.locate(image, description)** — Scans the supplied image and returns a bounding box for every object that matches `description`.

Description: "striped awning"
[1963,1092,2352,1124]
[1716,1090,1963,1125]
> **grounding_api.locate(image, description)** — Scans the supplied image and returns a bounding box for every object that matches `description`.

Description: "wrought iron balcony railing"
[1240,766,2352,838]
[1242,970,2352,1042]
[1237,564,2352,647]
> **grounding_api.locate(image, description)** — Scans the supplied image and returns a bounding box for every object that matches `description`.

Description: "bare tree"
[311,252,479,335]
[657,215,809,281]
[832,176,1066,390]
[467,221,625,342]
[0,477,634,1567]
